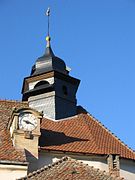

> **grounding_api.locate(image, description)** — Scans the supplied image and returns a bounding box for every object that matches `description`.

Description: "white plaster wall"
[120,159,135,180]
[0,164,27,180]
[29,77,54,90]
[38,152,108,171]
[53,155,108,172]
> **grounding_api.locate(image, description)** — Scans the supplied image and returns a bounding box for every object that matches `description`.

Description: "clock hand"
[23,120,30,124]
[23,120,34,126]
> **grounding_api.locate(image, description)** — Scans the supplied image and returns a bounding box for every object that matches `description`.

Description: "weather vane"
[46,7,50,37]
[45,7,51,48]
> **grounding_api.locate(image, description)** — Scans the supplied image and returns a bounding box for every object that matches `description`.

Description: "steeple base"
[28,91,77,120]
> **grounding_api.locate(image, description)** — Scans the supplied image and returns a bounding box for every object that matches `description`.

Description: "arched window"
[34,81,49,89]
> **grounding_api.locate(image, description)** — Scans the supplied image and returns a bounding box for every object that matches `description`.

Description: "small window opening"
[62,85,68,95]
[112,155,117,169]
[34,81,49,89]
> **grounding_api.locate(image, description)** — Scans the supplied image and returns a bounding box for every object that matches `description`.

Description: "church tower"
[22,8,80,120]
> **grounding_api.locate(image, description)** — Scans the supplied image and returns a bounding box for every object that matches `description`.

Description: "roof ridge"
[85,112,135,155]
[80,113,103,153]
[0,99,28,104]
[19,156,124,180]
[42,114,78,122]
[22,156,70,179]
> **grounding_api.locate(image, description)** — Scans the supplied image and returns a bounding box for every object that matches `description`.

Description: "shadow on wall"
[25,149,38,173]
[120,159,135,174]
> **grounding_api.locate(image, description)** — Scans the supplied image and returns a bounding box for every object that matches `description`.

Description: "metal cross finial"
[46,7,50,37]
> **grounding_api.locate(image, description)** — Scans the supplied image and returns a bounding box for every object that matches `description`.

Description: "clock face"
[19,113,38,131]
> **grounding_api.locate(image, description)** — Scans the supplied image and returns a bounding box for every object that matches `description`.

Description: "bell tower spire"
[22,9,80,120]
[43,7,55,59]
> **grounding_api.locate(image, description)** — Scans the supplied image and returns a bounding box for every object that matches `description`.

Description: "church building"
[0,9,135,180]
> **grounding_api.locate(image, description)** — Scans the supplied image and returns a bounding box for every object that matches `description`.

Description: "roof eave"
[0,160,28,166]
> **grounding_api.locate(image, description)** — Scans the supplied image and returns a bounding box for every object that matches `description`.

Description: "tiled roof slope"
[0,100,135,162]
[40,107,135,160]
[0,100,28,162]
[18,156,124,180]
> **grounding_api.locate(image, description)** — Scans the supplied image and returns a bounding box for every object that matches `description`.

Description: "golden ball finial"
[46,36,51,42]
[46,36,51,47]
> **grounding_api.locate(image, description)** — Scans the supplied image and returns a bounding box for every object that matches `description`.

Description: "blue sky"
[0,0,135,150]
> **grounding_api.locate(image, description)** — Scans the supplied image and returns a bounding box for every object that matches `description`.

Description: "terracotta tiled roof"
[40,107,135,160]
[0,100,135,162]
[18,156,124,180]
[0,100,28,162]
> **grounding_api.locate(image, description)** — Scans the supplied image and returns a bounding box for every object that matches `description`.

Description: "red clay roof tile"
[0,100,28,162]
[0,100,135,162]
[18,156,124,180]
[40,110,135,160]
